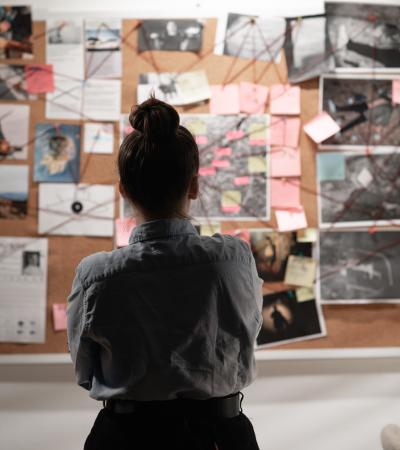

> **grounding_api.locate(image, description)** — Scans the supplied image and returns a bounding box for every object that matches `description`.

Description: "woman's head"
[118,97,199,219]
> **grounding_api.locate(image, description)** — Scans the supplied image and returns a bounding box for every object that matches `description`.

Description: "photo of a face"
[22,251,42,276]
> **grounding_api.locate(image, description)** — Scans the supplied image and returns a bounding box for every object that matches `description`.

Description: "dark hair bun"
[130,96,180,142]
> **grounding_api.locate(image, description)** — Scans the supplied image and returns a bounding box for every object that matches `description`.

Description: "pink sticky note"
[270,84,301,115]
[210,84,240,114]
[195,136,208,145]
[271,178,301,209]
[212,159,230,168]
[222,205,241,213]
[393,79,400,104]
[215,147,232,157]
[271,147,301,178]
[239,81,269,114]
[115,218,136,248]
[224,229,250,244]
[269,116,301,147]
[276,208,307,232]
[234,176,250,186]
[199,166,217,176]
[25,64,55,94]
[226,130,245,141]
[53,303,67,331]
[303,112,341,144]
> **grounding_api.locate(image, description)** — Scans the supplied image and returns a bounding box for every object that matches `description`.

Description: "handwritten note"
[296,287,315,302]
[271,147,301,178]
[275,208,308,232]
[25,64,55,94]
[304,112,340,144]
[284,255,316,288]
[249,122,268,145]
[210,84,240,114]
[271,178,301,209]
[115,218,136,248]
[269,116,301,147]
[52,303,67,331]
[317,152,345,181]
[270,84,301,115]
[239,81,268,114]
[221,190,241,213]
[248,155,267,173]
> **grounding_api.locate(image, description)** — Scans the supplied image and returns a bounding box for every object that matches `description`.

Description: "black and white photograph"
[326,1,400,70]
[320,74,400,149]
[318,230,400,303]
[138,19,204,52]
[180,114,269,221]
[318,149,400,227]
[284,14,334,83]
[85,19,122,79]
[0,6,32,59]
[137,70,210,106]
[22,251,42,276]
[215,13,285,62]
[256,290,326,348]
[47,19,82,45]
[250,229,312,282]
[0,64,37,100]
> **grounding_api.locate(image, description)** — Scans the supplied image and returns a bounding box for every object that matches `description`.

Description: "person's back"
[67,97,263,450]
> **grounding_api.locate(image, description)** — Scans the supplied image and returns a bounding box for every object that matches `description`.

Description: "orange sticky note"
[53,303,67,331]
[226,129,245,140]
[199,166,216,176]
[115,218,136,248]
[234,176,250,186]
[276,208,307,232]
[269,116,301,148]
[393,79,400,104]
[239,81,268,114]
[212,159,230,168]
[210,84,240,114]
[271,178,301,209]
[215,147,232,157]
[25,64,55,94]
[303,112,340,144]
[270,84,300,115]
[271,147,301,178]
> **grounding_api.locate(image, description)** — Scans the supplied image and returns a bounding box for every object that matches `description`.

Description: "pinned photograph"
[284,14,334,83]
[0,164,28,219]
[249,229,312,282]
[320,74,400,150]
[215,13,285,62]
[34,123,81,183]
[256,289,326,348]
[0,104,30,159]
[84,122,114,154]
[22,251,42,276]
[38,183,115,236]
[47,19,82,45]
[85,19,122,79]
[318,230,400,303]
[180,114,270,221]
[138,19,204,52]
[0,64,37,100]
[138,70,210,106]
[0,6,32,59]
[326,2,400,70]
[318,149,400,227]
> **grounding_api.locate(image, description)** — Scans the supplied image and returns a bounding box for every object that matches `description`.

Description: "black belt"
[104,392,242,419]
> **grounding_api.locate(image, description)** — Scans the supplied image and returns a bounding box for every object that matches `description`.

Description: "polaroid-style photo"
[249,229,312,282]
[318,149,400,228]
[85,19,122,79]
[138,19,204,52]
[215,13,285,62]
[0,104,30,159]
[0,6,32,59]
[47,19,82,45]
[180,114,270,221]
[34,123,81,183]
[320,74,400,150]
[0,64,37,100]
[22,251,42,276]
[326,1,400,70]
[256,289,326,348]
[0,164,28,219]
[318,230,400,303]
[284,14,334,83]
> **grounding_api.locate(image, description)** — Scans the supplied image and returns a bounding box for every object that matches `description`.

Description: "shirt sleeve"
[67,267,94,390]
[249,251,264,331]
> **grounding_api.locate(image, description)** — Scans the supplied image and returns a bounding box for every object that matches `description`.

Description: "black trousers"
[84,407,260,450]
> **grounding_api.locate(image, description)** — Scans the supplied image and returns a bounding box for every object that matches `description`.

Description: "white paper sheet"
[0,237,48,343]
[38,183,115,236]
[84,122,114,154]
[82,79,121,121]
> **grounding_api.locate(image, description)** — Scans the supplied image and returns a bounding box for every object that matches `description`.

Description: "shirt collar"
[129,218,198,244]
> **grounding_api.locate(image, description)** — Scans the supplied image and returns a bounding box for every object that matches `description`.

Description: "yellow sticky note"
[248,155,267,173]
[297,228,317,243]
[249,122,267,141]
[296,287,315,302]
[284,255,316,288]
[200,223,221,236]
[221,190,241,208]
[184,119,207,135]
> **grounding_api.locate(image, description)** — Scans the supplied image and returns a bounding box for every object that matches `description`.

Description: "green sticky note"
[317,152,345,181]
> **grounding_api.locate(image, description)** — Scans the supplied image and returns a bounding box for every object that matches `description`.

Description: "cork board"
[0,18,399,355]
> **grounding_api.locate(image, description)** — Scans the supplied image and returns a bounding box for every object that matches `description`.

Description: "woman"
[67,97,263,450]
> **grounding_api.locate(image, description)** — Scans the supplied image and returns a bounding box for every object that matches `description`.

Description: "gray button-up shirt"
[67,219,263,401]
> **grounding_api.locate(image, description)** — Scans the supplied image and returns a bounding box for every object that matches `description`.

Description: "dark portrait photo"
[22,251,42,276]
[0,6,33,59]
